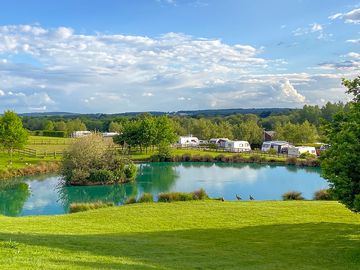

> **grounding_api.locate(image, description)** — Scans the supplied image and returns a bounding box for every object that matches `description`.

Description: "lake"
[0,162,328,216]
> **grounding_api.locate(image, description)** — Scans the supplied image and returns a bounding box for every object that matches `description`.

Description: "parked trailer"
[288,146,317,157]
[225,140,251,152]
[261,141,290,153]
[178,136,200,147]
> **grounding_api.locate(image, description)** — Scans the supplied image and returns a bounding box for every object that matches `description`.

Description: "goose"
[249,195,255,200]
[236,194,242,200]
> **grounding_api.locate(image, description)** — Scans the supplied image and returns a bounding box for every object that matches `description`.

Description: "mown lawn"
[0,201,359,269]
[0,152,61,171]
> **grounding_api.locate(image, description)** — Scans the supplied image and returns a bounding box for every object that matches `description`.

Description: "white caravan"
[288,146,317,157]
[225,140,251,152]
[178,136,200,147]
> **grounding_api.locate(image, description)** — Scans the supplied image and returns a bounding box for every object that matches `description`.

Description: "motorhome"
[225,140,251,152]
[261,141,290,153]
[288,146,317,157]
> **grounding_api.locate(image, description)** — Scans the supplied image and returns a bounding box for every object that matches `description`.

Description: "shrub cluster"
[0,162,60,180]
[313,189,334,200]
[282,191,304,200]
[158,188,208,202]
[138,193,154,203]
[69,201,114,213]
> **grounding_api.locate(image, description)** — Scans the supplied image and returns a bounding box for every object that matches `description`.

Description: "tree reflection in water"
[0,181,30,216]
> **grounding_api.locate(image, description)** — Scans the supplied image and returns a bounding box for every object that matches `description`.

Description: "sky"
[0,0,359,113]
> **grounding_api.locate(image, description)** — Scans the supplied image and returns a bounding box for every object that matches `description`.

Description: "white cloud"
[329,8,360,24]
[279,80,306,103]
[292,23,330,40]
[0,90,5,96]
[346,38,360,44]
[0,24,355,112]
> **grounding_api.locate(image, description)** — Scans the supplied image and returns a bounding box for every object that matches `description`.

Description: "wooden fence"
[14,148,64,158]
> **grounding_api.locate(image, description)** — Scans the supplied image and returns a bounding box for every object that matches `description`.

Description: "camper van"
[261,141,290,153]
[225,140,251,152]
[178,136,200,147]
[288,146,317,157]
[209,138,230,148]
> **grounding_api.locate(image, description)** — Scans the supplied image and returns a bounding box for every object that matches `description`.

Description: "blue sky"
[0,0,359,113]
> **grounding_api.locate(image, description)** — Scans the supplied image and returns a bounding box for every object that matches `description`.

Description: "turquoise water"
[0,162,328,216]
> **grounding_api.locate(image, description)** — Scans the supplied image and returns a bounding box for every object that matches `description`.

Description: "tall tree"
[0,111,29,160]
[321,77,360,212]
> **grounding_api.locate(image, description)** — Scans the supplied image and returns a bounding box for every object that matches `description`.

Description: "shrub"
[124,163,138,180]
[354,194,360,212]
[138,193,154,203]
[299,152,316,159]
[192,188,209,200]
[249,154,264,163]
[314,189,333,200]
[125,196,137,204]
[89,169,115,183]
[214,154,226,162]
[282,191,304,200]
[286,157,297,165]
[268,148,278,155]
[181,153,192,162]
[201,154,214,162]
[158,189,209,202]
[69,201,114,213]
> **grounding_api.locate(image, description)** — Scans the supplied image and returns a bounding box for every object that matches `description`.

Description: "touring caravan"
[288,146,316,157]
[209,138,230,148]
[178,136,200,147]
[261,141,290,153]
[225,140,251,152]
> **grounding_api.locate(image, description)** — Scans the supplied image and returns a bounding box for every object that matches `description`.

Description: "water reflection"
[0,162,328,216]
[0,181,30,216]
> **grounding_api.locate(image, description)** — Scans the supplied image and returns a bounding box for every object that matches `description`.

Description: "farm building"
[178,136,200,147]
[264,131,276,141]
[225,140,251,152]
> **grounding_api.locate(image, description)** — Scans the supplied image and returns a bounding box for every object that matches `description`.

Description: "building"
[264,131,276,141]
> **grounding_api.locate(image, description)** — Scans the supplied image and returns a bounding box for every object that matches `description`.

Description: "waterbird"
[236,194,242,200]
[221,197,225,202]
[249,195,255,200]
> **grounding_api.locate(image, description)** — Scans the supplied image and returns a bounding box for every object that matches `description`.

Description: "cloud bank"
[0,24,357,112]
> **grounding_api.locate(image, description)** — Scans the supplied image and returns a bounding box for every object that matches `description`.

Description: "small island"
[61,134,137,185]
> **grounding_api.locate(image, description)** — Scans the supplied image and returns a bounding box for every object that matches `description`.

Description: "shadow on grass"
[0,222,359,270]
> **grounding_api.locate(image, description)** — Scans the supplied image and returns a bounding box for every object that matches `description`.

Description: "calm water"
[0,162,328,216]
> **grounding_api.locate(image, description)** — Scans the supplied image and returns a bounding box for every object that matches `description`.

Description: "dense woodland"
[21,101,347,146]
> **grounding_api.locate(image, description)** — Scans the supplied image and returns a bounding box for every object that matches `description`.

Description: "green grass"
[0,201,359,269]
[0,152,61,171]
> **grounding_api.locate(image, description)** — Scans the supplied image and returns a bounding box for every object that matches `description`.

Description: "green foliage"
[125,196,137,204]
[233,120,263,145]
[321,76,360,212]
[313,189,333,200]
[124,163,137,179]
[69,201,114,213]
[62,134,136,185]
[158,189,209,202]
[299,152,316,159]
[0,111,28,159]
[151,141,173,161]
[138,193,154,203]
[268,148,278,155]
[282,191,304,200]
[42,130,67,137]
[275,121,318,144]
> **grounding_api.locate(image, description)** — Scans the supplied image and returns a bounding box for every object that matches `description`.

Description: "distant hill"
[20,108,294,118]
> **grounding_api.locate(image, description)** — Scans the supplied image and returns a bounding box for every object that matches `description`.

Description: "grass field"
[0,201,359,269]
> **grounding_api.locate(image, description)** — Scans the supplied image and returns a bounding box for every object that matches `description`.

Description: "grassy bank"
[0,201,359,269]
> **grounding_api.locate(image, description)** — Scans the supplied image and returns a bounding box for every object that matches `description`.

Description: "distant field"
[0,201,359,269]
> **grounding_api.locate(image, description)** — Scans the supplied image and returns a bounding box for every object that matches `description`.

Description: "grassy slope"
[0,201,359,269]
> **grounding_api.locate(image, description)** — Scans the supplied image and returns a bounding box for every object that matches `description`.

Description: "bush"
[354,194,360,212]
[299,152,316,159]
[125,196,137,204]
[124,163,137,180]
[181,153,192,162]
[69,201,114,213]
[158,189,209,202]
[313,189,333,200]
[89,169,115,183]
[282,191,304,200]
[214,154,226,162]
[138,193,154,203]
[268,148,278,155]
[286,157,297,165]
